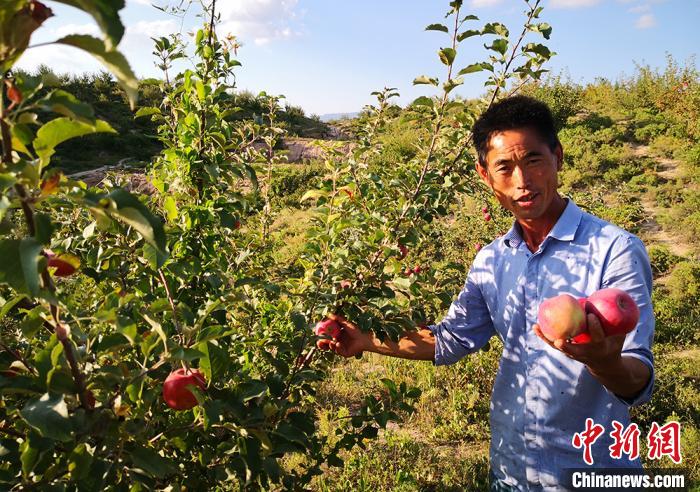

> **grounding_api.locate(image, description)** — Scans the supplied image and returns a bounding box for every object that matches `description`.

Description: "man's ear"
[476,160,491,187]
[555,143,564,171]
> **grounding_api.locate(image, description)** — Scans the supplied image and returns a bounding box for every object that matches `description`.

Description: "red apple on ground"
[413,265,422,274]
[483,213,491,222]
[585,288,639,336]
[163,368,206,410]
[537,294,587,342]
[474,243,482,251]
[481,206,489,213]
[314,318,342,350]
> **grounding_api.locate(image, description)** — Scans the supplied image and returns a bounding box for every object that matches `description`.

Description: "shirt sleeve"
[600,233,655,407]
[428,263,496,366]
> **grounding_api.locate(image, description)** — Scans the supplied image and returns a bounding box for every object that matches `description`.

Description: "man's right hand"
[323,313,437,362]
[325,313,371,358]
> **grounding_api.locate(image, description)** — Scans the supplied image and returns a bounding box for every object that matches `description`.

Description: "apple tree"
[0,0,553,489]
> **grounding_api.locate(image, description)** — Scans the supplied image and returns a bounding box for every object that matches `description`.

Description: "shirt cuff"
[607,353,655,407]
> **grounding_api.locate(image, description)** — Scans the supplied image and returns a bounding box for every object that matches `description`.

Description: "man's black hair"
[472,95,560,167]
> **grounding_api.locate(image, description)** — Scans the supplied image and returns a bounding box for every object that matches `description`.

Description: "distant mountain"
[319,112,360,122]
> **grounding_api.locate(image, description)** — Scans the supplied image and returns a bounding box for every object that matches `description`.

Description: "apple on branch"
[314,318,342,350]
[163,368,207,410]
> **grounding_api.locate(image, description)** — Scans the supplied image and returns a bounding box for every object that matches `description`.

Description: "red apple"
[569,297,592,344]
[481,206,489,213]
[474,243,482,251]
[45,250,80,277]
[163,368,206,410]
[585,288,639,336]
[314,318,342,350]
[398,244,408,259]
[483,213,491,222]
[412,265,422,274]
[537,294,587,342]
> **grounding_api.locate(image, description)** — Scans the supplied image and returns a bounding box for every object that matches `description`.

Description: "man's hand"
[326,314,371,358]
[324,313,437,361]
[534,312,625,369]
[533,313,650,399]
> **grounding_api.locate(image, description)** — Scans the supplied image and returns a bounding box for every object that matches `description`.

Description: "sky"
[16,0,700,116]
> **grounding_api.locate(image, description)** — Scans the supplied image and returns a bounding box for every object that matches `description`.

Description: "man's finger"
[533,324,557,350]
[586,313,605,343]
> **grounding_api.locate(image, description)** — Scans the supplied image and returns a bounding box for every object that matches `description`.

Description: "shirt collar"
[503,198,582,249]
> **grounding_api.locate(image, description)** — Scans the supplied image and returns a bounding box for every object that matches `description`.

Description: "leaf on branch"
[485,38,508,56]
[129,446,177,478]
[457,29,481,42]
[85,188,167,258]
[51,0,126,49]
[413,75,439,86]
[425,23,449,33]
[38,90,95,123]
[458,62,487,75]
[33,117,115,169]
[20,393,73,442]
[411,96,434,108]
[522,42,553,59]
[482,22,509,37]
[54,35,138,109]
[438,47,457,66]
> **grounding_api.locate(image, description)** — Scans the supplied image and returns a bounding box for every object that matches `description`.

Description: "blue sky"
[17,0,700,115]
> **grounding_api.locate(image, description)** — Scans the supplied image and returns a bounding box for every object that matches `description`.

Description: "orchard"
[5,0,695,490]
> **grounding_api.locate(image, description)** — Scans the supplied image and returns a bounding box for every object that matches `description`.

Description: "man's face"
[476,127,563,222]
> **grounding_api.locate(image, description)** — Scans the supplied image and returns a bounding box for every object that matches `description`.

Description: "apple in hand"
[585,288,639,336]
[537,294,587,342]
[314,318,342,350]
[163,368,206,410]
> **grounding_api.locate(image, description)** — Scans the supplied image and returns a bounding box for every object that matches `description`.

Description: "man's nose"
[513,164,531,188]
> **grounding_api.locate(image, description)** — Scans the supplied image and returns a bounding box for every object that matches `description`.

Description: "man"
[327,95,655,491]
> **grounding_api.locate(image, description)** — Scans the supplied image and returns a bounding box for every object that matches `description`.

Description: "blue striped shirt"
[429,199,655,491]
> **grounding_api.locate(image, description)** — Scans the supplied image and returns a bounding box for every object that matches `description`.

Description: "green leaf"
[51,0,126,49]
[68,443,94,480]
[522,42,553,59]
[457,29,480,42]
[20,393,73,442]
[438,47,457,66]
[482,22,509,37]
[135,107,161,119]
[38,90,95,123]
[163,196,177,221]
[443,77,464,94]
[86,188,167,256]
[0,239,42,296]
[458,63,487,75]
[33,117,115,169]
[239,380,267,402]
[0,294,28,321]
[54,35,138,109]
[129,446,176,478]
[413,75,439,86]
[425,23,449,33]
[485,38,508,56]
[411,96,434,108]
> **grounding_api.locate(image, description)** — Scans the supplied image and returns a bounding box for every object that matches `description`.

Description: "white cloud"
[217,0,304,45]
[635,13,656,28]
[628,4,651,13]
[127,0,153,5]
[549,0,602,8]
[54,22,100,38]
[470,0,505,6]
